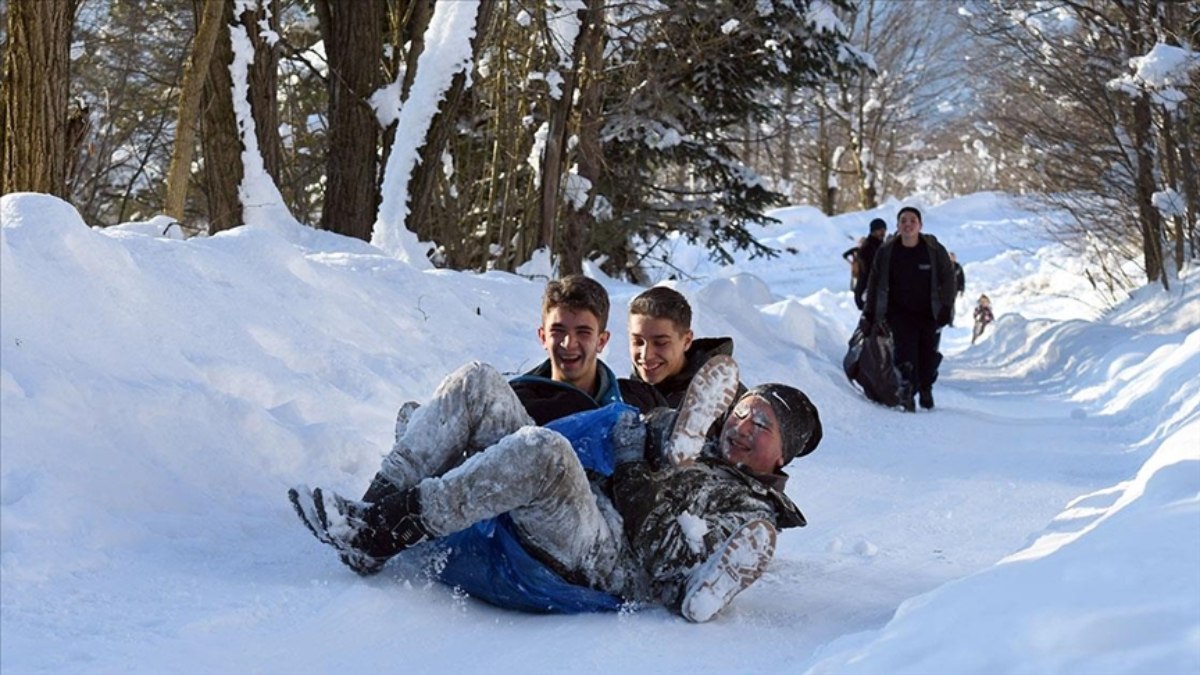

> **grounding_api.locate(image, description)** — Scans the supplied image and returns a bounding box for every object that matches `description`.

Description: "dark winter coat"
[864,234,957,328]
[510,359,665,426]
[611,451,805,599]
[631,336,746,408]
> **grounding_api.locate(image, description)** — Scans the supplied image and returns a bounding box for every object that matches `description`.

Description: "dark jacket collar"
[632,336,736,405]
[517,358,623,407]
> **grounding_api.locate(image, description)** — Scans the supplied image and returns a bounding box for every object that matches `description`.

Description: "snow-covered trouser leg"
[418,426,625,590]
[377,361,534,492]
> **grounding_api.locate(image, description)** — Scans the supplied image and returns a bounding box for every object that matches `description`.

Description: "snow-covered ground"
[2,191,1197,674]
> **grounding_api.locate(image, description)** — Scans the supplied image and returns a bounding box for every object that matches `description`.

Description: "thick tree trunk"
[199,0,243,234]
[245,0,282,184]
[1,0,73,198]
[536,3,585,266]
[1132,92,1165,287]
[406,0,496,244]
[377,1,429,202]
[316,0,383,241]
[558,0,606,277]
[164,0,226,220]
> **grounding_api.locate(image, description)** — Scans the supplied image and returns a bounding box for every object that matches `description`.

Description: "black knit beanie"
[869,218,887,233]
[741,384,822,464]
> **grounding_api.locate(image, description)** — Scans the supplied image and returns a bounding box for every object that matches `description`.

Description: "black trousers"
[888,312,941,392]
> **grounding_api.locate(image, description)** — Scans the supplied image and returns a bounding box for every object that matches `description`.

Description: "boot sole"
[667,354,740,466]
[681,518,777,623]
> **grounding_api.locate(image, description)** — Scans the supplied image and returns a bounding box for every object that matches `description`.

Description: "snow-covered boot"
[288,485,389,576]
[360,471,401,504]
[680,518,776,623]
[288,485,431,576]
[364,485,432,557]
[666,355,740,466]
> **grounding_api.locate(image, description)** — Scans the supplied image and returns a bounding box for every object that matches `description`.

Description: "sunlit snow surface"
[2,191,1197,674]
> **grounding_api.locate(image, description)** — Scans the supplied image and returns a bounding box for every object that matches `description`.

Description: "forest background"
[1,0,1196,297]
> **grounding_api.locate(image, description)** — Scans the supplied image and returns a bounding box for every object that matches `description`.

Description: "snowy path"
[3,193,1196,674]
[3,358,1140,673]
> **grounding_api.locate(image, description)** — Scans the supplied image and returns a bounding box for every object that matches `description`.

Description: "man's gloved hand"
[611,409,648,466]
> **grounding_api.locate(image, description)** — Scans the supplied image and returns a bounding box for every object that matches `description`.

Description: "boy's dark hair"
[543,275,610,330]
[897,206,923,223]
[628,286,692,332]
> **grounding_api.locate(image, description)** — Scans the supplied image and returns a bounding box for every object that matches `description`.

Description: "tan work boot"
[680,518,777,623]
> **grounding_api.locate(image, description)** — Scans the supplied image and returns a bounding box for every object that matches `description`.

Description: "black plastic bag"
[845,321,905,407]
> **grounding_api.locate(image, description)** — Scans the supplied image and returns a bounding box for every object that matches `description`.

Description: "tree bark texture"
[406,0,497,245]
[165,0,227,220]
[244,0,282,184]
[200,0,243,234]
[557,0,606,277]
[1,0,73,198]
[316,0,384,241]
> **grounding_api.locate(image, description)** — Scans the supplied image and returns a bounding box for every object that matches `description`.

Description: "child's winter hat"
[869,218,887,233]
[742,384,822,464]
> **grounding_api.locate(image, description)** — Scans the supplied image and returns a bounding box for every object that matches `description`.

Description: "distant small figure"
[972,294,994,345]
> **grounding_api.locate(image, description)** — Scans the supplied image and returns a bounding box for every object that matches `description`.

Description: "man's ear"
[537,325,546,345]
[597,329,611,353]
[681,328,694,351]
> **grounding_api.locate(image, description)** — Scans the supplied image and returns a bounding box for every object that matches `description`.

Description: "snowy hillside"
[1,192,1197,674]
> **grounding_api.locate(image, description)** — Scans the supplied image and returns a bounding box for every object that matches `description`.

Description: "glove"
[611,409,648,466]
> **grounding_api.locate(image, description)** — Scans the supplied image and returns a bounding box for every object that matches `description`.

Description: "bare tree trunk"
[818,106,836,215]
[200,0,243,234]
[245,0,282,184]
[1125,89,1166,287]
[1175,114,1200,260]
[1123,2,1167,288]
[559,0,606,277]
[377,1,428,202]
[406,0,496,244]
[1,0,73,197]
[316,0,383,240]
[536,6,580,264]
[164,0,226,220]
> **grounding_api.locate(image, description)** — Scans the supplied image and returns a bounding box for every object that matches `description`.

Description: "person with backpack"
[862,206,956,411]
[853,218,888,310]
[288,356,821,622]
